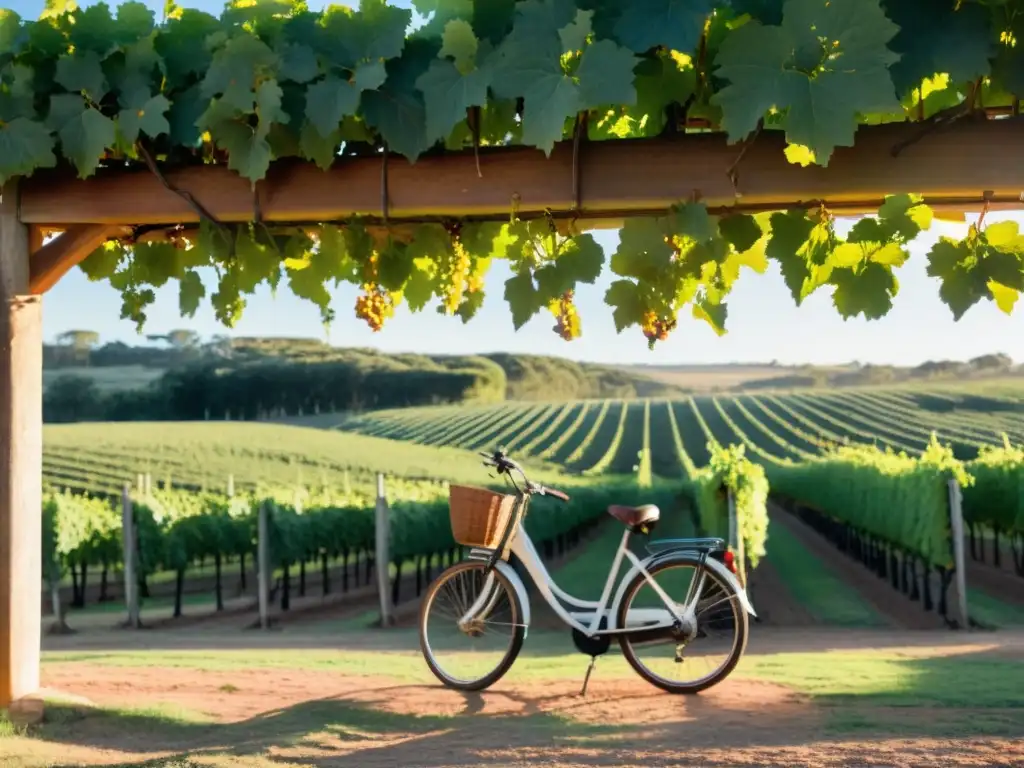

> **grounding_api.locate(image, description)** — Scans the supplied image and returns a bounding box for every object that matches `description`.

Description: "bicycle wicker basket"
[448,485,520,550]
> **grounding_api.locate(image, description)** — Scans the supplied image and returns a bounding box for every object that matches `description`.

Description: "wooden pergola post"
[0,183,43,711]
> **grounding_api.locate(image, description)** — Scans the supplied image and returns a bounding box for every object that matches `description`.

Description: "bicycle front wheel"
[419,561,525,691]
[618,554,748,694]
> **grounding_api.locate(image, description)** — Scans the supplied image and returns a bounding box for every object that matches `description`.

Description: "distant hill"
[42,333,1021,424]
[42,336,684,423]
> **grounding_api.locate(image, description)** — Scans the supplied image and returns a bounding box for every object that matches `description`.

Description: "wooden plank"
[0,182,42,710]
[18,120,1024,227]
[29,225,125,294]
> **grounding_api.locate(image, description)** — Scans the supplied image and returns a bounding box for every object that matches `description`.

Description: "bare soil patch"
[771,507,947,631]
[966,558,1024,609]
[17,657,1022,768]
[745,555,817,626]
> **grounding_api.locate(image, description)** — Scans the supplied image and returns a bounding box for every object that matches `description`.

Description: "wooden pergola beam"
[18,119,1024,228]
[28,225,126,295]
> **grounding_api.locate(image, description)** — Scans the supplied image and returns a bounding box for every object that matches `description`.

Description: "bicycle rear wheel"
[419,561,525,691]
[617,554,747,694]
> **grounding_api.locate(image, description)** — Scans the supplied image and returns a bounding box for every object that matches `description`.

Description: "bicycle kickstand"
[579,656,597,697]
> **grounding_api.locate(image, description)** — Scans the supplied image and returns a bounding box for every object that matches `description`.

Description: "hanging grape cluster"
[552,290,582,341]
[354,252,396,332]
[641,311,678,350]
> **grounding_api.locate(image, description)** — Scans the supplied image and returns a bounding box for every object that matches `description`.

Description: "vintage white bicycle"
[418,450,756,694]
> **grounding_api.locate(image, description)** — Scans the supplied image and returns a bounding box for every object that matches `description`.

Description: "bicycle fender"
[492,559,532,630]
[607,551,756,631]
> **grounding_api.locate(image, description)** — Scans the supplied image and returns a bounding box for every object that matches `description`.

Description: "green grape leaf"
[492,11,579,154]
[559,234,604,284]
[114,1,155,45]
[559,8,593,53]
[878,193,933,241]
[68,3,117,55]
[981,221,1024,254]
[0,118,56,185]
[440,18,478,72]
[55,51,108,102]
[179,270,206,317]
[885,0,993,96]
[926,237,982,320]
[305,76,361,137]
[416,58,493,143]
[456,287,485,322]
[202,35,278,111]
[234,228,282,292]
[51,96,116,179]
[692,297,727,335]
[279,42,320,84]
[404,256,438,311]
[718,214,763,253]
[712,0,900,165]
[299,121,341,169]
[155,10,222,88]
[731,0,784,24]
[362,42,433,161]
[504,269,541,329]
[830,262,897,320]
[79,242,126,281]
[671,203,716,244]
[353,61,388,91]
[118,91,171,144]
[611,217,673,281]
[576,39,638,110]
[592,51,694,139]
[213,122,273,183]
[765,209,834,303]
[613,0,713,55]
[378,241,415,291]
[988,282,1020,315]
[285,239,335,324]
[332,0,410,66]
[605,279,644,332]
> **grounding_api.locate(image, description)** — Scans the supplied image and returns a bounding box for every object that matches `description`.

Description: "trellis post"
[121,483,141,629]
[257,501,270,630]
[0,183,43,710]
[727,487,747,589]
[947,479,970,630]
[375,473,393,626]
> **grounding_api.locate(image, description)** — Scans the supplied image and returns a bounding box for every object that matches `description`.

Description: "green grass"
[763,517,885,627]
[967,587,1024,628]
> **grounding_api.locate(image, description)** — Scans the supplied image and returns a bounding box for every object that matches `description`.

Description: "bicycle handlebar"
[479,449,570,502]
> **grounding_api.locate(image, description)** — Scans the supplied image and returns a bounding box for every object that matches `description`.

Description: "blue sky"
[17,0,1024,365]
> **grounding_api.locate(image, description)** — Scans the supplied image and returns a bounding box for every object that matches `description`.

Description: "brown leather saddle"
[607,504,660,532]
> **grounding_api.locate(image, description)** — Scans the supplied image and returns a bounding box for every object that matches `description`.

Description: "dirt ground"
[7,627,1022,768]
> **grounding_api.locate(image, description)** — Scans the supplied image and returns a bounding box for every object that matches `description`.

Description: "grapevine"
[2,0,1022,341]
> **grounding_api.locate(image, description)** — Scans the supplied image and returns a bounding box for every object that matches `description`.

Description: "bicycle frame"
[461,520,755,638]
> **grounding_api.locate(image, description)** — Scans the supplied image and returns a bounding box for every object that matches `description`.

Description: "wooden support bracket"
[28,225,124,294]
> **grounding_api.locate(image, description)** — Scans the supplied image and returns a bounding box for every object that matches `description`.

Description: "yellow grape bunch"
[552,290,581,341]
[440,222,472,315]
[641,310,677,350]
[354,284,395,332]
